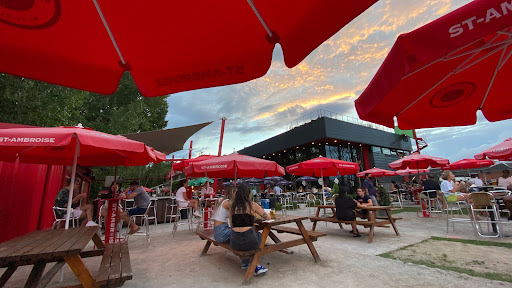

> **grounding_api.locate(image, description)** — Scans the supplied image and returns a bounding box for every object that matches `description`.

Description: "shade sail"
[474,138,512,160]
[124,121,212,155]
[185,153,285,178]
[389,153,449,170]
[356,167,396,177]
[355,0,512,129]
[286,157,359,177]
[0,1,377,97]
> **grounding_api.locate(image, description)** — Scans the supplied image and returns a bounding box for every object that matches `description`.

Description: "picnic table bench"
[196,215,325,284]
[310,205,401,243]
[0,227,132,288]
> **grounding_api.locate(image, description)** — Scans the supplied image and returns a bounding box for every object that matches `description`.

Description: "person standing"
[363,173,377,206]
[54,178,97,227]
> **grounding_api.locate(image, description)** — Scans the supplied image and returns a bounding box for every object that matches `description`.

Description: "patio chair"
[164,197,179,224]
[306,193,316,214]
[125,204,153,244]
[389,190,403,208]
[147,198,158,225]
[490,190,511,219]
[418,190,443,218]
[470,192,503,238]
[52,207,79,229]
[281,193,293,215]
[443,193,471,232]
[173,204,193,236]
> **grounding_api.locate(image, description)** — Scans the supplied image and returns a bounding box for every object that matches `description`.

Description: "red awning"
[355,0,512,129]
[0,1,377,97]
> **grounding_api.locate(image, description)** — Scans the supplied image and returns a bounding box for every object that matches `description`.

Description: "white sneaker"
[86,221,99,227]
[193,211,201,218]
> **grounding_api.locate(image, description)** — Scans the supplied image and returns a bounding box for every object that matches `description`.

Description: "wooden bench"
[95,241,132,287]
[196,230,260,257]
[270,225,326,241]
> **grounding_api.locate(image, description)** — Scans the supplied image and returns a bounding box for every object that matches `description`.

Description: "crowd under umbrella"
[0,126,167,229]
[1,1,378,97]
[355,0,512,130]
[287,156,359,205]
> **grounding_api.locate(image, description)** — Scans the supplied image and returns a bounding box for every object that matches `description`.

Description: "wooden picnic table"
[311,205,400,243]
[0,227,105,288]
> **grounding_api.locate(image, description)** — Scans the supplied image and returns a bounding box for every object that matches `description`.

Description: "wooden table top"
[314,204,392,211]
[255,215,308,227]
[0,227,99,267]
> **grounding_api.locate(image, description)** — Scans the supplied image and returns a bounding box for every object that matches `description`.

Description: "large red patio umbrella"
[443,158,494,170]
[356,167,396,177]
[185,153,284,179]
[474,138,512,160]
[355,0,512,129]
[287,157,359,205]
[172,155,217,171]
[395,168,430,176]
[389,153,449,170]
[0,1,377,97]
[0,126,166,228]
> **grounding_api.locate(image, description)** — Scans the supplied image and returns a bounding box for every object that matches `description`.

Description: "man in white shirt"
[273,185,282,196]
[469,174,484,186]
[176,179,200,217]
[200,184,214,199]
[498,170,512,189]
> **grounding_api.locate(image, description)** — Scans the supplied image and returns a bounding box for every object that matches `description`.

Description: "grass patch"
[379,237,512,283]
[389,206,421,214]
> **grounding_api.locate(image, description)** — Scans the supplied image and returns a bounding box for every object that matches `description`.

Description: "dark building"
[239,115,412,189]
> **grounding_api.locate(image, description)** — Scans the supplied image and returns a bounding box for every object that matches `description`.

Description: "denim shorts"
[213,223,232,243]
[128,207,147,216]
[230,228,262,251]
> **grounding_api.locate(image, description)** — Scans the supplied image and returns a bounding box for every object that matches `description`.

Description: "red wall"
[0,160,65,243]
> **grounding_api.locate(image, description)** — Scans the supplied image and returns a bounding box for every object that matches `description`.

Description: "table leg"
[201,241,212,256]
[384,209,400,236]
[91,233,106,249]
[0,263,18,287]
[24,259,46,288]
[312,207,321,231]
[331,207,343,230]
[296,221,321,263]
[243,226,269,284]
[63,255,99,288]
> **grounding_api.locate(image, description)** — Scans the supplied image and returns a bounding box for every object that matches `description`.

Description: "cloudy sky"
[166,0,512,162]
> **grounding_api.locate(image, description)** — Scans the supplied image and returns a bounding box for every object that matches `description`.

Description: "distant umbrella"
[295,176,318,182]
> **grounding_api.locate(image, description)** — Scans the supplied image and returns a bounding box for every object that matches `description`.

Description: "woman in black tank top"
[230,183,270,276]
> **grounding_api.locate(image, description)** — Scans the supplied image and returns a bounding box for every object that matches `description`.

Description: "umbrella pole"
[321,169,326,206]
[114,166,118,197]
[65,139,80,229]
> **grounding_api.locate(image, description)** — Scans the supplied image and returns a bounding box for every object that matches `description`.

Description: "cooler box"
[261,199,270,209]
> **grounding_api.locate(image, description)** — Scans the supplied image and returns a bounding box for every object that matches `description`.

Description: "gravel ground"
[3,207,512,288]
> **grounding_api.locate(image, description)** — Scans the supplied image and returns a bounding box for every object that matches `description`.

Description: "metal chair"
[125,205,153,244]
[470,192,503,238]
[418,190,443,218]
[389,190,403,208]
[306,193,316,215]
[147,198,158,225]
[173,202,193,236]
[444,193,471,232]
[164,197,178,224]
[52,207,79,229]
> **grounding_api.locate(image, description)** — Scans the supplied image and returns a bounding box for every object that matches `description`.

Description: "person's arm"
[71,193,85,203]
[252,202,271,220]
[222,200,231,210]
[126,191,138,199]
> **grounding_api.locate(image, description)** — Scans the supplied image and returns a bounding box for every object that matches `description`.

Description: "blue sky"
[165,0,512,162]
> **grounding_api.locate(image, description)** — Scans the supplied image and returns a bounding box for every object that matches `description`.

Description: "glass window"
[372,146,381,154]
[382,148,391,155]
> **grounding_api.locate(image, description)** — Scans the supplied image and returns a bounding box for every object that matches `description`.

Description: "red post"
[413,129,420,154]
[188,140,193,159]
[218,117,227,156]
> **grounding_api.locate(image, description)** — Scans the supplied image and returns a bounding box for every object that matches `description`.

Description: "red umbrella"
[141,186,154,193]
[172,155,217,171]
[287,157,359,205]
[474,138,512,160]
[395,168,430,176]
[356,167,396,178]
[185,153,284,179]
[443,158,494,170]
[389,153,449,170]
[0,126,166,228]
[0,1,377,97]
[355,0,512,129]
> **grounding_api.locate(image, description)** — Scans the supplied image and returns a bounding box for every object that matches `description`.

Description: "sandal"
[353,233,361,238]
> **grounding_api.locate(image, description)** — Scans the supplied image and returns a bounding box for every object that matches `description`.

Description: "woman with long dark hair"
[212,186,236,243]
[230,183,270,276]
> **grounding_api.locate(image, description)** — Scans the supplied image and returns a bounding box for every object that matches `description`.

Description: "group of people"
[54,177,155,234]
[211,183,270,277]
[334,186,375,237]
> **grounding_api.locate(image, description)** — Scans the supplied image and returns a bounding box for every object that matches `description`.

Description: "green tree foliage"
[0,72,170,195]
[378,185,391,206]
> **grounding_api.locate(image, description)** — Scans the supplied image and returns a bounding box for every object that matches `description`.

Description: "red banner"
[104,199,119,244]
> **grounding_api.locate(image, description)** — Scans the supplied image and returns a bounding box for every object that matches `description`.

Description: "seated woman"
[212,186,236,243]
[335,186,361,237]
[230,183,270,276]
[440,170,467,203]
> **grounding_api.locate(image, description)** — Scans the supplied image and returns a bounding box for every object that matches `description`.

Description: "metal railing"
[287,109,395,133]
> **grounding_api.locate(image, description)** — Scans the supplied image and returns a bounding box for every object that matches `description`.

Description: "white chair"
[125,205,153,244]
[173,202,193,236]
[306,194,317,215]
[389,190,403,208]
[147,198,158,225]
[444,194,471,232]
[281,193,293,215]
[164,197,178,223]
[52,207,79,229]
[470,192,503,238]
[418,190,443,218]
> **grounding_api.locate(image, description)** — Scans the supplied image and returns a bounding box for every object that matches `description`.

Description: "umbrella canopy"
[356,167,396,177]
[277,180,294,186]
[185,153,285,178]
[474,138,512,160]
[484,161,512,172]
[0,126,166,166]
[286,157,359,177]
[389,153,449,170]
[172,155,217,171]
[355,0,512,129]
[0,1,377,97]
[295,176,319,182]
[188,177,214,186]
[443,158,494,170]
[395,168,430,176]
[141,186,154,193]
[263,176,285,183]
[244,178,263,185]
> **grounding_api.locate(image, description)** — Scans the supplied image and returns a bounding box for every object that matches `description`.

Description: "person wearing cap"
[118,180,151,234]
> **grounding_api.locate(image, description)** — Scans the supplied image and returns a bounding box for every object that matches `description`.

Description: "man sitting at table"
[334,186,361,237]
[118,181,151,234]
[419,174,440,208]
[469,174,484,187]
[54,178,98,227]
[355,187,373,219]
